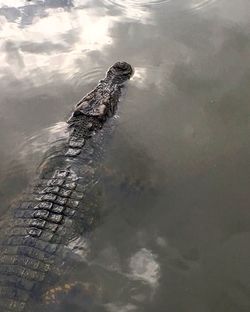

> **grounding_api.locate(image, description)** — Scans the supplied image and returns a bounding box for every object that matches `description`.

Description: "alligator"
[0,61,133,312]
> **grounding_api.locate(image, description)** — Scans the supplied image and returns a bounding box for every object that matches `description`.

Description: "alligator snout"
[107,61,133,81]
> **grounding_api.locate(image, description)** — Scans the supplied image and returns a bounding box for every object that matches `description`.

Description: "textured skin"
[0,62,133,311]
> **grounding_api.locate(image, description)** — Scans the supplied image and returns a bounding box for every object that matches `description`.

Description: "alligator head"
[69,61,133,122]
[106,61,133,84]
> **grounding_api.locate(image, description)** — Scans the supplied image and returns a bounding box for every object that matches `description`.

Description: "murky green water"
[0,0,250,311]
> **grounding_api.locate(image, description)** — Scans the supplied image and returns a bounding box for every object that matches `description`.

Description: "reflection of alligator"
[0,62,133,311]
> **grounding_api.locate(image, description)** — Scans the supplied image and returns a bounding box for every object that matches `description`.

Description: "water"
[0,0,250,311]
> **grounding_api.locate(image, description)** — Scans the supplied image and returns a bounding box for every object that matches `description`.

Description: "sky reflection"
[0,0,250,311]
[0,5,119,85]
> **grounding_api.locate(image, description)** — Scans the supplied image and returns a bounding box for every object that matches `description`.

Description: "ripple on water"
[15,122,69,168]
[103,0,172,9]
[103,0,218,12]
[189,0,217,11]
[69,66,106,89]
[0,122,68,204]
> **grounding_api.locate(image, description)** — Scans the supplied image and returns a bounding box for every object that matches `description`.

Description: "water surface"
[0,0,250,311]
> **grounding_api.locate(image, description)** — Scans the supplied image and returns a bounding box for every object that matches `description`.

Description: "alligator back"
[0,62,133,311]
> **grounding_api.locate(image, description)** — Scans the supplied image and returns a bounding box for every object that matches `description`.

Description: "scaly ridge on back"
[0,62,133,311]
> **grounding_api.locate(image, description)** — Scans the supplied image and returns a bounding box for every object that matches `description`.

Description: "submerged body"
[0,62,133,311]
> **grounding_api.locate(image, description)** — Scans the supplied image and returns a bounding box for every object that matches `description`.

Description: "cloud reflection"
[131,65,175,93]
[0,0,250,311]
[0,5,119,86]
[0,0,24,7]
[129,248,160,288]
